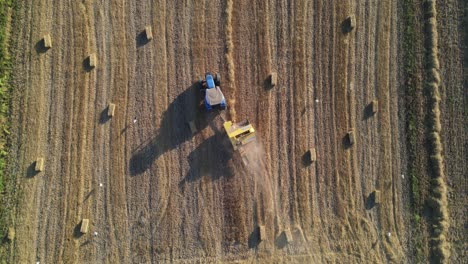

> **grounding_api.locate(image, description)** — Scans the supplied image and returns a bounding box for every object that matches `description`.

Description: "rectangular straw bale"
[108,103,115,117]
[89,53,97,68]
[371,100,378,114]
[345,15,356,31]
[284,229,293,243]
[347,131,355,145]
[270,72,277,86]
[259,225,266,241]
[80,219,89,233]
[309,148,317,162]
[43,34,52,48]
[7,227,15,241]
[35,158,44,172]
[374,190,381,204]
[145,26,153,40]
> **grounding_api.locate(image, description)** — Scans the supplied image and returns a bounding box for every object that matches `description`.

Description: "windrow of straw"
[423,0,450,262]
[225,0,236,120]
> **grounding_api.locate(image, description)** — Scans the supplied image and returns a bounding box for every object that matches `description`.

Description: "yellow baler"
[223,120,256,150]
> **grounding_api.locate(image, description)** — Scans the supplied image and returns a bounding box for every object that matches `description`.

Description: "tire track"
[125,0,154,262]
[106,0,131,262]
[61,1,97,262]
[375,0,405,261]
[11,0,44,262]
[90,0,112,262]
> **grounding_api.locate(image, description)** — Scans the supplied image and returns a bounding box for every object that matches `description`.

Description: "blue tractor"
[199,72,226,110]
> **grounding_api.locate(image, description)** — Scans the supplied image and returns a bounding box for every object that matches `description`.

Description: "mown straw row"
[423,0,450,262]
[225,0,236,120]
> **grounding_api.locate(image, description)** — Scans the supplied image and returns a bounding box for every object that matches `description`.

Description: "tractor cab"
[199,72,226,110]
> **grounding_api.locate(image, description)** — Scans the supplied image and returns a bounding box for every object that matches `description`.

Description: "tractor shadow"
[178,132,235,189]
[129,83,221,175]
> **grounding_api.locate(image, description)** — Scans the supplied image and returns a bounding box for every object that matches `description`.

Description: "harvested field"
[1,0,465,263]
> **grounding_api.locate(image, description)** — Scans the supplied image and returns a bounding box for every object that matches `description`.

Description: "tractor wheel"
[215,72,221,86]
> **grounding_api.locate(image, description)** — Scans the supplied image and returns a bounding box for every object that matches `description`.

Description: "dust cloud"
[239,140,278,227]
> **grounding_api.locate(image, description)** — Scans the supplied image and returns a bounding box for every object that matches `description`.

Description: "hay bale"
[89,53,97,68]
[188,120,197,134]
[7,227,15,241]
[35,158,44,172]
[374,190,381,204]
[284,228,293,243]
[270,72,277,86]
[308,148,317,162]
[371,100,379,114]
[347,131,355,145]
[259,225,266,241]
[145,26,153,40]
[108,103,115,117]
[43,34,52,49]
[80,219,89,234]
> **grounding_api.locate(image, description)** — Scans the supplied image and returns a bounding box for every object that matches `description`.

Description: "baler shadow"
[129,83,220,175]
[178,132,234,190]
